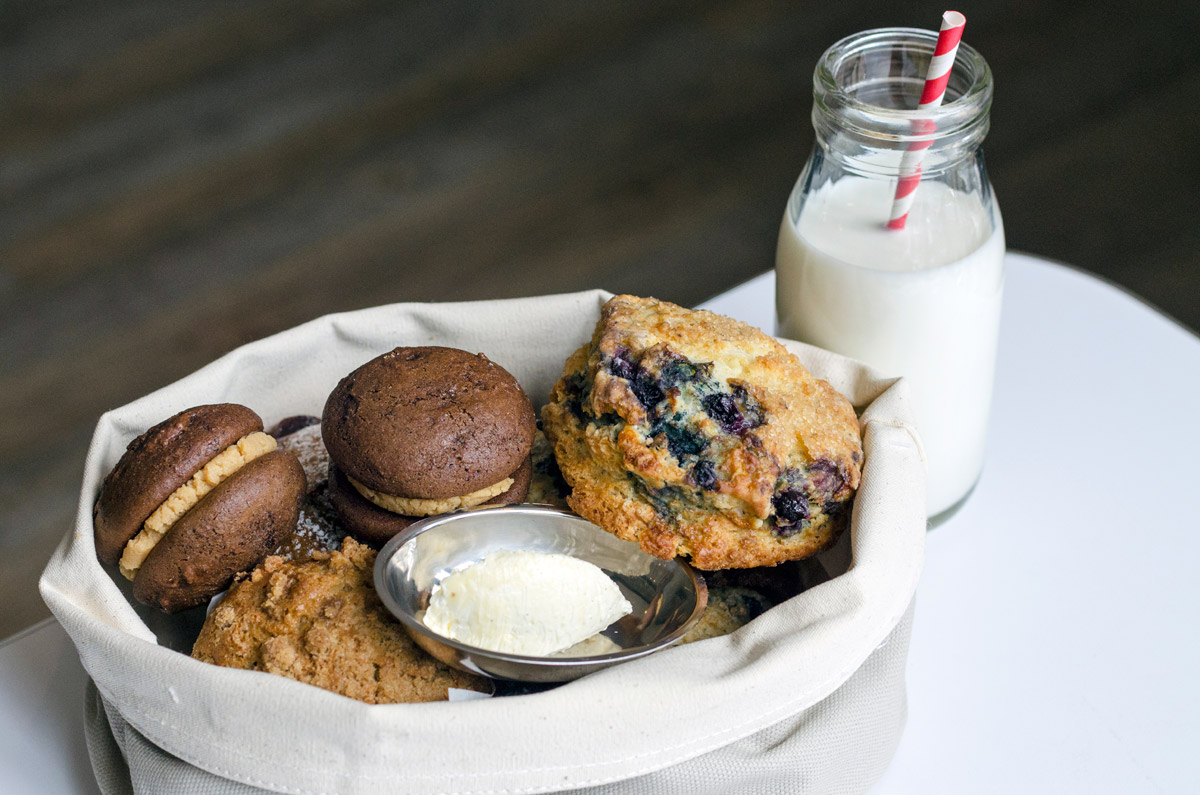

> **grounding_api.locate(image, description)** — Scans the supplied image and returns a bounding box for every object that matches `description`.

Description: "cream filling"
[118,432,277,580]
[348,475,513,517]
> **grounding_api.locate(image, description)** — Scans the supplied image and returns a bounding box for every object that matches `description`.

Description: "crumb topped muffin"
[541,295,862,569]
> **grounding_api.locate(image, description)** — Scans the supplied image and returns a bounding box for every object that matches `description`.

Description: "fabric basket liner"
[40,289,925,795]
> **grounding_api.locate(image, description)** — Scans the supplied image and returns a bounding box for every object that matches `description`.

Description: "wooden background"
[3,0,1198,637]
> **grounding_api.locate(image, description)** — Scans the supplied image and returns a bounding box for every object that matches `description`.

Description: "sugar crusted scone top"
[118,431,277,580]
[567,295,861,519]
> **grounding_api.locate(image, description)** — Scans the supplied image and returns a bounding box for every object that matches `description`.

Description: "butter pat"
[423,550,632,656]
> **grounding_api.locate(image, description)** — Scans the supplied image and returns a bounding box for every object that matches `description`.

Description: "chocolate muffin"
[322,347,536,545]
[93,404,307,613]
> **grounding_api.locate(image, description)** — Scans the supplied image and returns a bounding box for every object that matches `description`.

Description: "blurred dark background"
[2,0,1198,636]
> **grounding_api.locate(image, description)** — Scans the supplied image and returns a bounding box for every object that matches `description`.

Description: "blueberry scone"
[541,295,862,569]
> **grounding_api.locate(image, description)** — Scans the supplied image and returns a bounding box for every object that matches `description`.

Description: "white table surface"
[4,252,1198,793]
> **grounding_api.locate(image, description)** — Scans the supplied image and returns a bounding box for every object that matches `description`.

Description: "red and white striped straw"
[887,10,967,230]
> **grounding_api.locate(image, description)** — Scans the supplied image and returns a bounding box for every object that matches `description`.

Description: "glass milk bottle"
[776,28,1003,524]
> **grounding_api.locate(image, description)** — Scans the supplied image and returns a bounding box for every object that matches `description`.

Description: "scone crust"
[322,347,536,499]
[541,295,862,570]
[192,538,488,703]
[93,404,264,564]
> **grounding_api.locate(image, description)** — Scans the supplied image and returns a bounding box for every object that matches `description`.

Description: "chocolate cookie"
[94,404,262,565]
[134,450,305,612]
[92,403,307,613]
[268,414,320,439]
[328,456,532,547]
[322,347,536,499]
[272,481,346,562]
[266,418,346,560]
[271,418,330,493]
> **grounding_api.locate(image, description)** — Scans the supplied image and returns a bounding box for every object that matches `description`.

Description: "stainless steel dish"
[373,504,707,683]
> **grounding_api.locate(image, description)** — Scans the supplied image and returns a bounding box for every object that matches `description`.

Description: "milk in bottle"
[777,177,1004,517]
[776,27,1003,522]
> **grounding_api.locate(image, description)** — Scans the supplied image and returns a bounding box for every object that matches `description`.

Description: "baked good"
[192,537,489,703]
[327,456,531,546]
[703,561,821,605]
[322,346,536,545]
[271,481,347,561]
[527,429,571,509]
[265,416,347,561]
[268,414,322,440]
[541,295,862,570]
[680,586,774,644]
[269,415,329,491]
[93,404,306,612]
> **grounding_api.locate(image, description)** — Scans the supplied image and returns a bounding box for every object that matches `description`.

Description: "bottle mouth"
[813,27,993,157]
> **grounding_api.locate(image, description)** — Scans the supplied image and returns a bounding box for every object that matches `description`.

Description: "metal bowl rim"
[372,504,708,667]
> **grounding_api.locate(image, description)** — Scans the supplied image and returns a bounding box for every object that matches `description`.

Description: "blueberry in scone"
[541,295,862,570]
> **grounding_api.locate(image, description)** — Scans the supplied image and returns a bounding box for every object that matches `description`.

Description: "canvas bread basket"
[40,289,926,795]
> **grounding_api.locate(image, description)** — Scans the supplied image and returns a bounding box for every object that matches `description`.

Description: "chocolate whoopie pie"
[93,404,306,613]
[322,346,536,545]
[327,456,532,547]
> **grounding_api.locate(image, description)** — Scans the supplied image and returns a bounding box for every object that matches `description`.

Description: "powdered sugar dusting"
[275,423,330,493]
